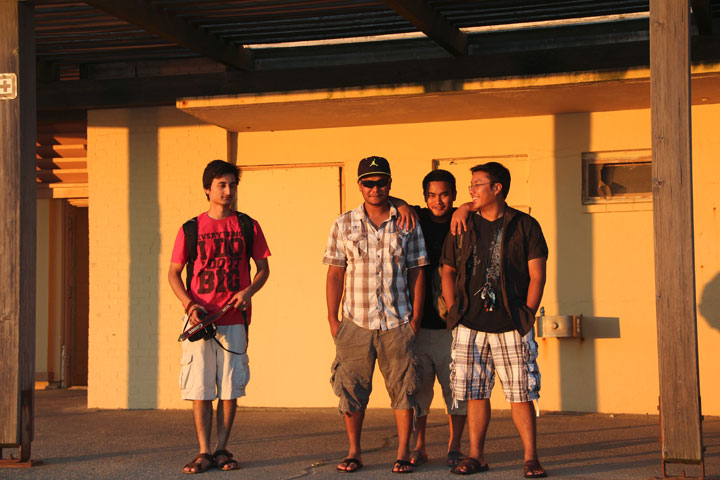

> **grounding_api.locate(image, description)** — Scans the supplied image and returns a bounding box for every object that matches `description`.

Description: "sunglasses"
[360,178,390,189]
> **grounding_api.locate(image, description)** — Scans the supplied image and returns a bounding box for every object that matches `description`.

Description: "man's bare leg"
[510,401,545,475]
[411,415,429,461]
[184,400,213,473]
[448,413,467,453]
[461,398,490,471]
[214,399,238,470]
[392,409,413,472]
[337,410,365,472]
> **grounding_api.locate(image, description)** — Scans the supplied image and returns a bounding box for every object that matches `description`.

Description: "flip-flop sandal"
[450,457,489,475]
[212,450,240,471]
[183,453,215,474]
[337,458,363,473]
[523,459,547,478]
[409,450,428,466]
[392,459,414,474]
[447,450,464,467]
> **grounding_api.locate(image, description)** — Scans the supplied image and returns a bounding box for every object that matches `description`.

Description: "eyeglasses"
[360,178,390,189]
[468,182,491,191]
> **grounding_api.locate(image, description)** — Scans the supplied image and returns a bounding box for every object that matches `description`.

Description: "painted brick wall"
[85,103,720,415]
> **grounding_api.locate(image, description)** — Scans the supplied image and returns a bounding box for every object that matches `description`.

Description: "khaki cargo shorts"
[330,320,419,412]
[179,324,250,401]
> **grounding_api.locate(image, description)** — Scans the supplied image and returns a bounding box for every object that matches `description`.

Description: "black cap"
[357,156,391,180]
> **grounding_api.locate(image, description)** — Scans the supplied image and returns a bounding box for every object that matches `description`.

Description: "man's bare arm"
[168,262,205,324]
[441,264,457,311]
[326,265,346,338]
[407,266,425,333]
[228,257,270,310]
[388,195,418,231]
[526,257,547,314]
[450,201,478,235]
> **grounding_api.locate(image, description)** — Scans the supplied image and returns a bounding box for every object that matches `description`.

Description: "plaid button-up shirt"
[323,203,429,330]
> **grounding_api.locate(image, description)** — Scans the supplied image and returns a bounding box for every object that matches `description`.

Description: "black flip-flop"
[392,459,414,474]
[337,458,363,473]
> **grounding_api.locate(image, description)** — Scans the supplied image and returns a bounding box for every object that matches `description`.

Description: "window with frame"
[582,150,652,205]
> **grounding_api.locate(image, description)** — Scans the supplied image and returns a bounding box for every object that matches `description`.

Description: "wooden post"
[650,0,704,467]
[0,0,37,465]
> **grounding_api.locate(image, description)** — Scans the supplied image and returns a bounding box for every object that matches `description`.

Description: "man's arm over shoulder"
[388,196,418,231]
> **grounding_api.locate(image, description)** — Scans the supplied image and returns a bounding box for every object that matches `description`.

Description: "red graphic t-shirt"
[171,212,271,325]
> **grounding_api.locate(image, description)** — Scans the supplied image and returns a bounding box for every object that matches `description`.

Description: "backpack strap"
[234,211,254,262]
[182,216,199,291]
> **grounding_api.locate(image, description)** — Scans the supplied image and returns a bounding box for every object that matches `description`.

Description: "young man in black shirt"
[441,162,548,478]
[408,170,468,468]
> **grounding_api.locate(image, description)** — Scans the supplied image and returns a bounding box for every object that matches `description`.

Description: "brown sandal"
[523,459,547,478]
[183,453,215,474]
[212,449,240,471]
[450,457,489,475]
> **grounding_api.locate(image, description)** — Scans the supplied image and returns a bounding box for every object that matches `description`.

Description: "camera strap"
[179,306,249,356]
[212,317,249,356]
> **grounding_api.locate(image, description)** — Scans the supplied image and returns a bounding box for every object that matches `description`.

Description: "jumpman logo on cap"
[369,159,378,167]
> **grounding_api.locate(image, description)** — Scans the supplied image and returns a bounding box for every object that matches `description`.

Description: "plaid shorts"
[450,324,540,403]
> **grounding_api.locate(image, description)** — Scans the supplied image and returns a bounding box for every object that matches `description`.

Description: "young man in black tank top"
[407,170,468,468]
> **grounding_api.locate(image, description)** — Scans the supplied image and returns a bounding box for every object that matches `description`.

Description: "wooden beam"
[691,0,713,35]
[383,0,467,56]
[84,0,253,70]
[650,0,704,465]
[0,0,36,457]
[38,39,660,111]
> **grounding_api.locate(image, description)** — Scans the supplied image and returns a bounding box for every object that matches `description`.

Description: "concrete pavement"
[0,388,717,479]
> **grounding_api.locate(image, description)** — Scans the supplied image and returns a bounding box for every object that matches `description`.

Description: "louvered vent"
[37,111,88,207]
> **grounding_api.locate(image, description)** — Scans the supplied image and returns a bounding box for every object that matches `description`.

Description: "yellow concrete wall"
[87,107,226,408]
[86,104,720,415]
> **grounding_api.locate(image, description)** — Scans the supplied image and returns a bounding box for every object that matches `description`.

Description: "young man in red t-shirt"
[168,160,271,474]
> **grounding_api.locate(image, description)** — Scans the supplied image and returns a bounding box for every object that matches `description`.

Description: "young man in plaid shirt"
[324,156,428,474]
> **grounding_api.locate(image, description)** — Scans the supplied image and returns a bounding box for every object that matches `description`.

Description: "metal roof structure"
[31,0,720,111]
